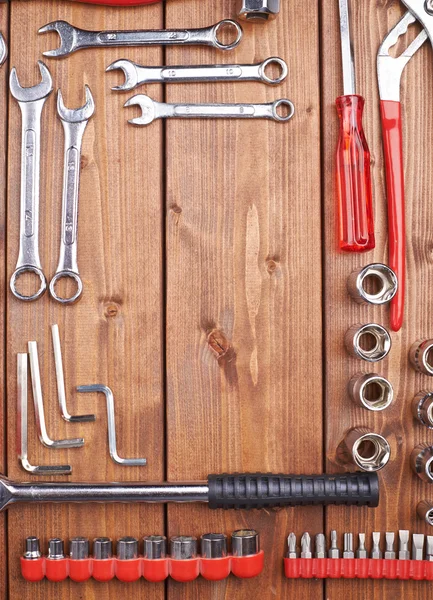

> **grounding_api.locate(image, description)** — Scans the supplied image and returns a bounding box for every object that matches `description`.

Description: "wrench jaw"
[49,271,83,305]
[9,61,53,102]
[0,33,7,67]
[10,266,47,302]
[124,94,156,125]
[211,19,243,51]
[57,85,95,123]
[39,20,77,58]
[106,60,139,91]
[0,476,14,513]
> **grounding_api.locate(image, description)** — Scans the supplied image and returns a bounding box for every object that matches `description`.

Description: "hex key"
[28,341,84,449]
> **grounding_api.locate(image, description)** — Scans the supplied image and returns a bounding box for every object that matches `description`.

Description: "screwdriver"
[336,0,374,252]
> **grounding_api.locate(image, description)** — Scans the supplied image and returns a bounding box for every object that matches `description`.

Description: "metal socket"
[413,392,433,428]
[347,264,397,305]
[231,529,260,556]
[348,373,393,411]
[143,535,166,559]
[410,340,433,376]
[201,533,227,558]
[48,538,64,560]
[338,427,391,472]
[237,0,280,21]
[93,537,112,559]
[345,324,391,362]
[69,537,89,559]
[170,536,197,560]
[117,537,139,560]
[24,536,41,559]
[417,500,433,526]
[411,444,433,483]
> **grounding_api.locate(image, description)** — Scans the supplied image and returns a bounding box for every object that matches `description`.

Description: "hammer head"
[0,475,13,512]
[237,0,280,22]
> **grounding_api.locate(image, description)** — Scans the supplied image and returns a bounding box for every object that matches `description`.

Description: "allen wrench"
[51,324,95,422]
[77,384,146,466]
[28,341,84,449]
[17,353,72,474]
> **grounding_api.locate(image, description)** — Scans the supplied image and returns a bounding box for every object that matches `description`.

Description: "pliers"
[377,10,427,331]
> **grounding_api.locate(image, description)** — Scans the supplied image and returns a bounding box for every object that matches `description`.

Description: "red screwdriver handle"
[380,99,405,332]
[335,94,375,252]
[70,0,160,4]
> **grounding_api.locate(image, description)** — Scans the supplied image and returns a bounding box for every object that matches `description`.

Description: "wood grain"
[6,2,164,598]
[322,0,433,598]
[165,0,323,598]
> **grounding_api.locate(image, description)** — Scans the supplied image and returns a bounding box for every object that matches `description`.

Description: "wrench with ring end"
[39,19,243,57]
[9,61,52,301]
[125,95,295,125]
[49,86,95,304]
[106,57,288,91]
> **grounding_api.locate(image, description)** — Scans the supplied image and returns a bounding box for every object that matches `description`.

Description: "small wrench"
[39,20,243,58]
[106,57,288,91]
[49,86,95,304]
[9,61,53,302]
[124,95,295,125]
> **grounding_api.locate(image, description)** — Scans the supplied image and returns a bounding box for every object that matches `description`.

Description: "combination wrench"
[125,95,295,125]
[39,19,243,57]
[49,86,95,304]
[106,57,288,91]
[9,61,53,302]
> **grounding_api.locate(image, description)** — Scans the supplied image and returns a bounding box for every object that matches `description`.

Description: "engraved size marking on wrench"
[24,131,36,238]
[64,148,79,245]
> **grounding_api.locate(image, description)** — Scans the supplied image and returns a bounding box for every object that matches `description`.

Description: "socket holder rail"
[284,558,433,580]
[21,552,264,582]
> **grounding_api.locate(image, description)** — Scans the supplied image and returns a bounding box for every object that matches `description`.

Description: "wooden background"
[1,0,433,597]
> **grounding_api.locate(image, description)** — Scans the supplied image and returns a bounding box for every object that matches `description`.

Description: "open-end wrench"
[39,20,243,58]
[106,57,288,91]
[49,86,95,304]
[124,95,295,125]
[0,33,7,66]
[9,61,53,301]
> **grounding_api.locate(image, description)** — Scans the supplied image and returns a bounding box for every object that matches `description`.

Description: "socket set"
[284,531,433,581]
[21,530,264,583]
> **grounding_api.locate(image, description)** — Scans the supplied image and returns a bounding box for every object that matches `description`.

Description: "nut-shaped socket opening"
[345,324,391,362]
[352,433,390,471]
[410,340,433,376]
[349,373,393,411]
[348,263,398,305]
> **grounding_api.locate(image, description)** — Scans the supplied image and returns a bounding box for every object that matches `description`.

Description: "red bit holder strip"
[284,558,433,580]
[21,551,264,583]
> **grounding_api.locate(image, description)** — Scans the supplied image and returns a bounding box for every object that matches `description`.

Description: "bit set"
[284,531,433,580]
[21,530,264,583]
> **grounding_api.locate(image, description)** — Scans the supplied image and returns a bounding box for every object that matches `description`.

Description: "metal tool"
[427,536,433,561]
[371,532,382,559]
[287,533,297,558]
[0,471,380,512]
[170,536,197,559]
[347,263,398,305]
[348,372,393,411]
[409,339,433,376]
[39,20,243,57]
[117,537,139,560]
[378,12,427,331]
[300,533,312,559]
[329,531,340,558]
[384,532,395,559]
[343,533,354,558]
[201,533,227,558]
[237,0,280,21]
[107,57,288,90]
[232,530,259,556]
[315,534,325,558]
[72,0,160,4]
[48,538,64,559]
[344,323,392,362]
[413,391,433,428]
[0,33,7,66]
[412,534,425,560]
[49,87,95,304]
[28,341,84,449]
[23,537,41,559]
[337,427,390,472]
[77,384,146,466]
[70,537,89,559]
[17,353,72,475]
[125,95,295,125]
[398,530,410,560]
[417,500,433,526]
[144,535,166,559]
[9,61,53,301]
[336,0,374,252]
[93,537,113,559]
[51,324,95,422]
[411,443,433,482]
[356,533,367,558]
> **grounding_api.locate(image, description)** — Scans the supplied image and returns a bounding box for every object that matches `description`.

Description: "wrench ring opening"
[10,266,47,302]
[49,271,83,304]
[260,58,288,85]
[212,20,243,51]
[272,99,295,122]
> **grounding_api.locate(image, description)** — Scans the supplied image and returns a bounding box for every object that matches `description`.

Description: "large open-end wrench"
[9,61,53,301]
[39,20,243,58]
[49,86,95,304]
[124,95,295,125]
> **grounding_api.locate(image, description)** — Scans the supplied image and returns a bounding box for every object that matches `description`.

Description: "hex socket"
[417,500,433,526]
[200,533,227,558]
[348,373,393,411]
[345,324,391,362]
[93,537,112,559]
[170,536,197,560]
[411,444,433,483]
[24,536,41,559]
[410,340,433,376]
[413,392,433,429]
[69,537,89,559]
[231,529,259,556]
[237,0,280,21]
[116,537,139,560]
[337,427,391,472]
[48,538,64,559]
[347,264,398,305]
[143,535,166,559]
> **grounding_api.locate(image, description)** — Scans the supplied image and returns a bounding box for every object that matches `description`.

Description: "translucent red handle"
[336,94,375,252]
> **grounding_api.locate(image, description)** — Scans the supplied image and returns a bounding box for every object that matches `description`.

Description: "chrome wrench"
[9,61,53,301]
[124,95,295,125]
[39,19,243,57]
[49,86,95,304]
[0,33,7,66]
[106,57,288,91]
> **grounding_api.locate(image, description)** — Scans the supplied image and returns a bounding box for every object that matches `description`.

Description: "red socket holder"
[20,557,45,582]
[69,558,92,582]
[284,558,433,580]
[45,558,69,582]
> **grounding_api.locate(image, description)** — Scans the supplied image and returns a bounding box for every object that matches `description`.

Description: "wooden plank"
[165,0,323,597]
[322,1,433,597]
[7,2,164,598]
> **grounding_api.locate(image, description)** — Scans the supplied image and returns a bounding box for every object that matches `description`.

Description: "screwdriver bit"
[315,533,326,558]
[356,533,367,559]
[328,530,340,558]
[343,533,354,558]
[427,536,433,561]
[398,530,410,560]
[301,532,312,559]
[384,532,395,559]
[412,534,425,561]
[287,533,297,559]
[371,532,382,559]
